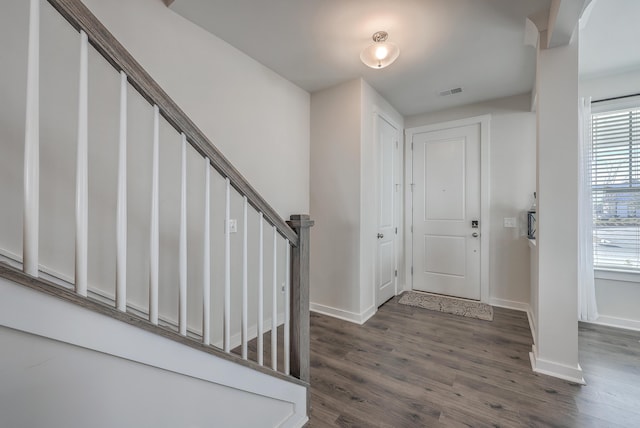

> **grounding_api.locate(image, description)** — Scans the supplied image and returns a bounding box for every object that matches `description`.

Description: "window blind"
[591,106,640,271]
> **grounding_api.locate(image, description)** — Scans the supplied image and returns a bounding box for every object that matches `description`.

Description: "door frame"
[404,115,491,303]
[373,107,402,308]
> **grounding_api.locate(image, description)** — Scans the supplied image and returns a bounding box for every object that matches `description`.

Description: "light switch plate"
[228,219,237,233]
[504,217,517,228]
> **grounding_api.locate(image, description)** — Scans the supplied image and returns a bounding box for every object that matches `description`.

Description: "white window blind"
[592,104,640,272]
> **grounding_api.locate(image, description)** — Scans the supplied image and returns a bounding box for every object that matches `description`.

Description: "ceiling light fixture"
[360,31,400,69]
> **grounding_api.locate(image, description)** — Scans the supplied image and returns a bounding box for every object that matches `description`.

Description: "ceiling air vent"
[439,87,463,96]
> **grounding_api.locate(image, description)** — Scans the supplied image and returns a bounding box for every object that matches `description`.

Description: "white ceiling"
[169,0,552,116]
[579,0,640,79]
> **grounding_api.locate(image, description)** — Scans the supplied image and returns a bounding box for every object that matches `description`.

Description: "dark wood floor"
[307,296,640,427]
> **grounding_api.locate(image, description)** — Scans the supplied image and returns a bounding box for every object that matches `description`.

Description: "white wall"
[405,93,536,309]
[580,68,640,101]
[310,79,362,316]
[82,0,310,219]
[310,78,403,323]
[532,35,582,383]
[579,70,640,330]
[0,0,309,345]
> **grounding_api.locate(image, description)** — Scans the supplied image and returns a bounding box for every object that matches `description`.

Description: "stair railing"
[11,0,312,385]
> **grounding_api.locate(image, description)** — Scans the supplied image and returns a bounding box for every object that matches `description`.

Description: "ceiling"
[579,0,640,79]
[169,0,552,116]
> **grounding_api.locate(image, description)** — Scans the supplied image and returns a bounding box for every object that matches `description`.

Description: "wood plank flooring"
[307,296,640,427]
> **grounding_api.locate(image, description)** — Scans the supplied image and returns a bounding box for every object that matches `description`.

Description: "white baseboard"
[488,298,537,344]
[215,314,285,350]
[0,248,75,285]
[293,417,309,428]
[360,305,376,324]
[397,282,409,294]
[489,297,530,313]
[527,309,537,345]
[585,315,640,332]
[529,344,585,385]
[310,302,376,325]
[89,287,285,351]
[0,248,286,351]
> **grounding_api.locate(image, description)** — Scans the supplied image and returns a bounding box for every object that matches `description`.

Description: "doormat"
[398,291,493,321]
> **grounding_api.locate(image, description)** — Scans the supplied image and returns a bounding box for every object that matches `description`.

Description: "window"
[591,102,640,272]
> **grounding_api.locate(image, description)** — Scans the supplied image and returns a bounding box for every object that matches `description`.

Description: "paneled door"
[412,124,481,300]
[376,115,399,307]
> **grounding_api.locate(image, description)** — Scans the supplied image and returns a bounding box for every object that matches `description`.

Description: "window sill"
[594,269,640,284]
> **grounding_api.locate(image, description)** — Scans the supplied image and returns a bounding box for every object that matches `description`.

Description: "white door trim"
[372,106,402,308]
[405,115,491,303]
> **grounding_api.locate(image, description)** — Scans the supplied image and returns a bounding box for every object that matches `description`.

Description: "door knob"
[377,233,384,239]
[472,232,479,238]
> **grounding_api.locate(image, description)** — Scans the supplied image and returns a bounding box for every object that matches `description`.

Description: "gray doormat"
[398,291,493,321]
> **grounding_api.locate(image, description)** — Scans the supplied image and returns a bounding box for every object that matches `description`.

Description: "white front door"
[412,123,481,300]
[376,115,398,307]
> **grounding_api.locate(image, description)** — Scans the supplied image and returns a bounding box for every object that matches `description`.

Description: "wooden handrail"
[46,0,298,246]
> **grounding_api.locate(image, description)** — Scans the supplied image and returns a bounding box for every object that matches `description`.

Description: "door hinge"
[394,269,398,277]
[411,142,414,150]
[411,266,414,275]
[395,227,398,234]
[395,140,399,149]
[411,225,413,233]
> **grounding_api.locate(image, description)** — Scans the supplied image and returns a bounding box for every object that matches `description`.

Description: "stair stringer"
[0,276,308,428]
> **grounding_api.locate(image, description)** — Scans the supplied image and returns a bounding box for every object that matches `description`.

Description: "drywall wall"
[0,277,308,428]
[594,276,640,329]
[405,93,536,309]
[82,0,310,219]
[0,0,306,346]
[533,35,582,382]
[309,79,362,318]
[310,79,404,323]
[579,68,640,101]
[579,70,640,330]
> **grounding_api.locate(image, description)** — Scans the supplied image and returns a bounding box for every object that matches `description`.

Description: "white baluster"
[179,133,187,336]
[224,178,231,352]
[23,0,40,277]
[258,213,264,366]
[75,31,88,296]
[272,226,277,371]
[116,71,127,312]
[203,158,211,345]
[284,239,291,375]
[241,196,248,359]
[149,105,160,324]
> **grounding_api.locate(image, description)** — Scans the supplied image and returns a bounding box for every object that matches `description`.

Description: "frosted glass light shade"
[360,39,400,69]
[360,42,400,68]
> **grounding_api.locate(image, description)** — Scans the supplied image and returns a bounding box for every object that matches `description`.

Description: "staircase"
[0,0,312,426]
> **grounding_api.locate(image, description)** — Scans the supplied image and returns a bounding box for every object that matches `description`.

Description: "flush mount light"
[360,31,400,69]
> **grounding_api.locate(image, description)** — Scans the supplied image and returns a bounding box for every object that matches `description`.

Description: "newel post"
[287,214,314,383]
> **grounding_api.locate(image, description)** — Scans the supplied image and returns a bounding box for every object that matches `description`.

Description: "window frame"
[590,96,640,280]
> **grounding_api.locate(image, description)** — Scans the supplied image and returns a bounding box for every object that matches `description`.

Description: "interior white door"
[376,115,398,307]
[412,124,481,300]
